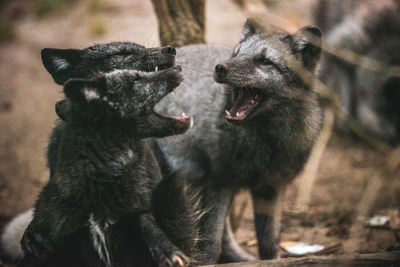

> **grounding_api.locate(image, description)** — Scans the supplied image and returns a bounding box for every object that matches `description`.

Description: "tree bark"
[151,0,205,47]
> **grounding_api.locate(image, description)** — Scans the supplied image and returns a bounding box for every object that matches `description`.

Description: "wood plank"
[203,250,400,266]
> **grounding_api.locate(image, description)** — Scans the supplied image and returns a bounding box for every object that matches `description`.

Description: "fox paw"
[21,230,54,261]
[150,244,190,267]
[168,251,191,267]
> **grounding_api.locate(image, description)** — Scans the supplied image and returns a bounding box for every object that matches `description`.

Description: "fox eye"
[261,58,272,65]
[255,54,272,66]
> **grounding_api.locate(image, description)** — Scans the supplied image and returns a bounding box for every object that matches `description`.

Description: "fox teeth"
[182,112,186,117]
[225,110,230,116]
[251,100,255,104]
[155,66,159,71]
[236,112,239,117]
[173,88,177,94]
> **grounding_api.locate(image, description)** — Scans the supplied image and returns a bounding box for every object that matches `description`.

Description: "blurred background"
[0,0,399,260]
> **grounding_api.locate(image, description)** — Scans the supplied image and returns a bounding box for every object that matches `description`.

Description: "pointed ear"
[240,18,262,42]
[41,48,81,85]
[63,78,107,121]
[64,78,103,104]
[293,25,322,70]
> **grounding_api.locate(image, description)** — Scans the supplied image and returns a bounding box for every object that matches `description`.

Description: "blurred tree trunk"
[232,0,246,8]
[151,0,205,47]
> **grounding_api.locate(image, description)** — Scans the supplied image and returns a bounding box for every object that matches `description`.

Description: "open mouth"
[225,88,263,124]
[169,112,193,127]
[146,54,176,72]
[147,63,173,72]
[151,65,192,132]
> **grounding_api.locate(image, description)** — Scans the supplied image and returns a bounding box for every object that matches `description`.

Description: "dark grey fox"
[0,42,181,265]
[43,42,177,177]
[18,66,197,267]
[41,42,176,85]
[315,0,400,144]
[1,42,195,263]
[150,20,323,264]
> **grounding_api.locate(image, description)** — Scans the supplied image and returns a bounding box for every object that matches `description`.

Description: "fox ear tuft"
[241,18,261,42]
[41,48,81,85]
[294,25,322,69]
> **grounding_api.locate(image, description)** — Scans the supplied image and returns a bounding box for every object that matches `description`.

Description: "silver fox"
[150,20,323,264]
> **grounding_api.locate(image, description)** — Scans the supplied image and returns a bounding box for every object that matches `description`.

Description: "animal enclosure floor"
[233,134,400,259]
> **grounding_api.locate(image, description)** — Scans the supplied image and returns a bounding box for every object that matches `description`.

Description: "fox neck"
[227,92,322,166]
[58,121,142,172]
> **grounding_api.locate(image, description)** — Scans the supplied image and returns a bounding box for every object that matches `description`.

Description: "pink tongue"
[237,98,253,113]
[230,91,250,114]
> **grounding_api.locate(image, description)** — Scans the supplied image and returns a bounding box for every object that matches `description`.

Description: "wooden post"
[150,0,206,47]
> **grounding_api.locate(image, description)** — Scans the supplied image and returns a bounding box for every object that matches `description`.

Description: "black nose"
[215,64,227,76]
[162,46,176,56]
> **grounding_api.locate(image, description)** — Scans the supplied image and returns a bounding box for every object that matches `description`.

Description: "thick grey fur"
[150,20,323,264]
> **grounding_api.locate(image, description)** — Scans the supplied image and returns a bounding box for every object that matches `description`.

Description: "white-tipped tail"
[1,209,33,263]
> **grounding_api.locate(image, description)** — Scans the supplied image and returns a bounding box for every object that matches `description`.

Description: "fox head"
[62,66,192,138]
[214,19,322,125]
[42,42,177,122]
[41,42,176,85]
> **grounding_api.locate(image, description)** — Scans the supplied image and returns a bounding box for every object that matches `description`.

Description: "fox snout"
[214,63,228,83]
[164,65,183,88]
[147,46,177,71]
[161,45,176,56]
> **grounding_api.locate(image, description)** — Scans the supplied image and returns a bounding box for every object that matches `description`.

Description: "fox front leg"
[139,213,190,267]
[251,186,282,259]
[195,186,234,265]
[17,189,84,267]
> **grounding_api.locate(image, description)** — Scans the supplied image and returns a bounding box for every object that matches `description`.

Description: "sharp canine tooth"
[225,110,230,116]
[251,100,254,104]
[155,66,158,71]
[236,112,239,117]
[182,112,186,116]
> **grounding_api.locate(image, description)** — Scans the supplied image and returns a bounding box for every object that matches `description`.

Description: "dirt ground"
[0,0,399,264]
[235,134,400,258]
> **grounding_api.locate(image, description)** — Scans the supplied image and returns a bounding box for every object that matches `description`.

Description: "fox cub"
[18,65,197,267]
